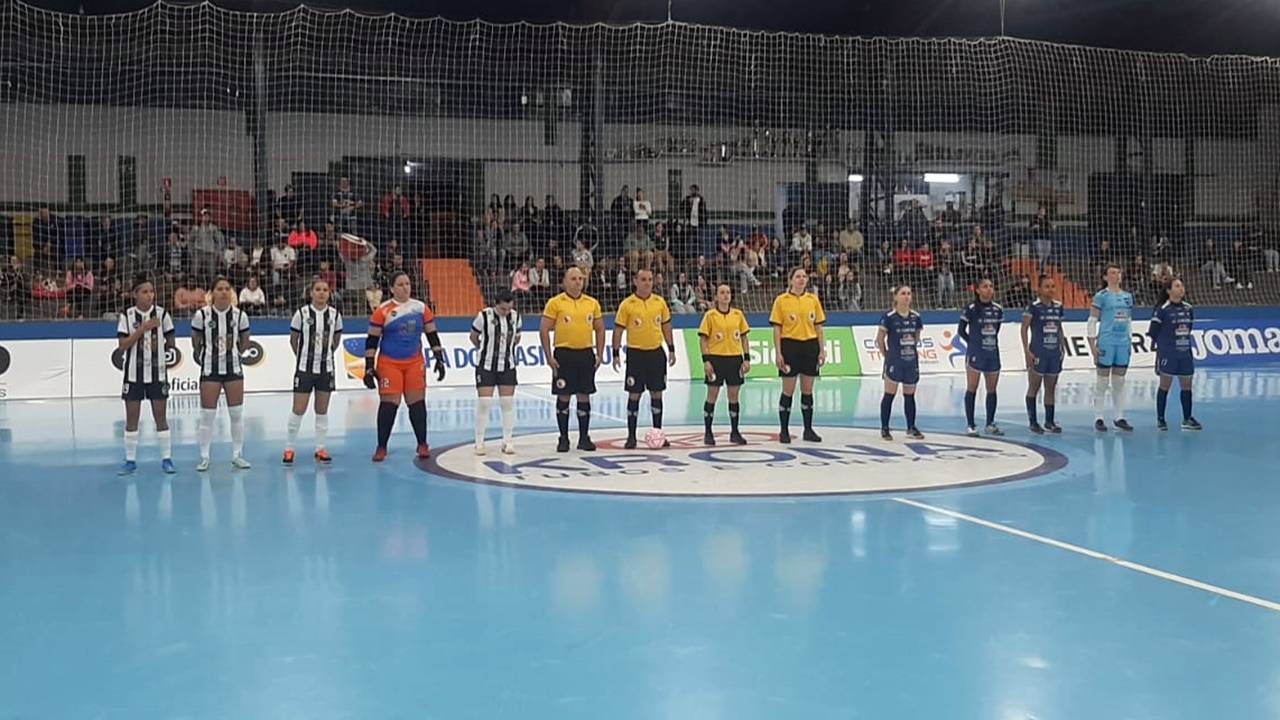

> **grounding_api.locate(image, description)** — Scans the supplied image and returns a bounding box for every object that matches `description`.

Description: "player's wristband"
[667,344,675,353]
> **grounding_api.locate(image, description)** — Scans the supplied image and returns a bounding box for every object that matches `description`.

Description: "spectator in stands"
[380,184,411,251]
[502,195,518,228]
[543,195,566,257]
[633,188,653,230]
[330,176,363,233]
[624,222,654,271]
[530,257,552,302]
[766,237,785,278]
[876,240,894,277]
[189,209,225,284]
[96,256,127,319]
[92,215,118,265]
[571,237,594,273]
[615,257,629,295]
[941,200,963,226]
[915,241,935,287]
[691,254,711,286]
[1004,274,1034,308]
[340,239,378,315]
[223,236,248,271]
[593,256,616,303]
[1094,238,1120,284]
[789,224,814,267]
[31,269,65,317]
[669,272,698,314]
[487,194,503,223]
[164,227,188,279]
[289,219,318,277]
[510,260,532,306]
[502,222,530,269]
[173,275,205,316]
[519,196,539,229]
[902,200,930,242]
[936,239,956,308]
[63,258,94,318]
[1198,238,1232,290]
[316,222,340,268]
[227,253,251,292]
[836,255,861,311]
[239,275,267,315]
[692,275,712,312]
[1031,204,1052,270]
[1151,258,1175,301]
[276,184,302,226]
[32,207,60,273]
[680,185,708,254]
[892,239,914,284]
[1230,240,1255,290]
[270,232,299,309]
[470,218,497,276]
[838,221,865,262]
[1149,230,1170,261]
[960,236,982,288]
[979,233,1001,281]
[2,256,30,319]
[651,221,675,277]
[610,185,633,249]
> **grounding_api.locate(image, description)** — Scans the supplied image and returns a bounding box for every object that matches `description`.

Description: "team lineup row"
[111,262,1202,474]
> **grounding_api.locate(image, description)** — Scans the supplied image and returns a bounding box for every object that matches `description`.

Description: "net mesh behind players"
[2,1,1279,320]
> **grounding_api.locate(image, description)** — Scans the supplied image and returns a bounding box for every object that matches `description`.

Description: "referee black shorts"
[552,348,597,396]
[293,371,336,394]
[704,355,746,387]
[779,338,821,378]
[624,347,668,394]
[476,368,519,387]
[122,380,169,402]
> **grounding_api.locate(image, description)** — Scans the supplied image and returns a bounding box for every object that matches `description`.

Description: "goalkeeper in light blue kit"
[1088,263,1136,432]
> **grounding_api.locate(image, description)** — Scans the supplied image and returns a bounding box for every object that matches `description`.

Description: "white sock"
[286,412,304,451]
[1094,374,1108,421]
[315,414,329,451]
[199,408,217,459]
[499,396,515,443]
[124,430,139,461]
[157,429,172,460]
[1111,375,1127,420]
[476,396,494,444]
[228,405,245,457]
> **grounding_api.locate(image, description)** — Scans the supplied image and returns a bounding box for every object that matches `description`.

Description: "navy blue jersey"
[1148,300,1194,359]
[959,301,1003,361]
[1023,299,1065,357]
[880,310,924,367]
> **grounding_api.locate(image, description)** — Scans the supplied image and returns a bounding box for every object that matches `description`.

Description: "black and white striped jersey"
[471,307,521,373]
[191,304,251,376]
[290,304,344,374]
[117,305,175,384]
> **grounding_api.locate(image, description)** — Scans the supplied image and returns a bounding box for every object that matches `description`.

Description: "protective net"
[1,1,1278,320]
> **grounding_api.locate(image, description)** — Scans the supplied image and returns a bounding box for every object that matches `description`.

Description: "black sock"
[800,394,814,431]
[556,397,571,438]
[407,400,427,445]
[703,401,715,433]
[1045,403,1055,425]
[779,393,793,432]
[651,398,663,429]
[880,393,894,430]
[985,392,998,427]
[904,394,917,429]
[376,401,397,449]
[1180,389,1193,421]
[577,401,591,437]
[1156,388,1169,421]
[1026,395,1038,424]
[626,397,640,438]
[728,402,741,433]
[964,391,977,426]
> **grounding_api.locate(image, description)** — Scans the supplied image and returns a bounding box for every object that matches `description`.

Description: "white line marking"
[514,386,631,424]
[893,497,1280,613]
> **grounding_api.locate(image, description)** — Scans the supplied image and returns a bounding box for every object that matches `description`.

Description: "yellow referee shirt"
[614,293,671,351]
[543,292,602,349]
[769,291,826,341]
[699,307,750,356]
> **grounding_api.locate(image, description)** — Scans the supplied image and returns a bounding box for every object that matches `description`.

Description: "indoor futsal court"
[3,368,1279,718]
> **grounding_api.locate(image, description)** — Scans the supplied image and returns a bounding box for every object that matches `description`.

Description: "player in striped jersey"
[116,276,176,475]
[191,277,253,471]
[284,278,344,464]
[470,290,521,455]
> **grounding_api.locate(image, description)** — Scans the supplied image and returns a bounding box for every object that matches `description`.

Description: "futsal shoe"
[231,456,252,470]
[196,457,211,472]
[880,428,893,441]
[314,449,332,464]
[802,429,822,442]
[556,436,571,453]
[906,427,925,440]
[704,431,716,446]
[1044,421,1062,434]
[1182,417,1203,431]
[577,436,596,452]
[371,447,388,462]
[1094,419,1108,432]
[161,458,176,474]
[1114,419,1134,432]
[416,444,431,459]
[985,423,1004,436]
[1157,419,1169,431]
[474,442,486,456]
[117,460,137,476]
[623,436,638,450]
[966,425,979,437]
[778,429,793,444]
[1029,422,1045,435]
[501,442,516,455]
[729,432,747,445]
[282,449,295,465]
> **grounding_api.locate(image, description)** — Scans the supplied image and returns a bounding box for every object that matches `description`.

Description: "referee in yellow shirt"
[770,267,826,443]
[699,283,750,446]
[612,268,676,449]
[540,267,606,452]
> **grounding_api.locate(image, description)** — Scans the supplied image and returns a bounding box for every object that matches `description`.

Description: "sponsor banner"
[0,339,73,400]
[1188,321,1280,366]
[680,327,861,379]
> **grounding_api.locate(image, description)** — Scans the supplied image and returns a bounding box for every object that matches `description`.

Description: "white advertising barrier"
[852,319,1155,377]
[0,339,73,400]
[72,331,694,397]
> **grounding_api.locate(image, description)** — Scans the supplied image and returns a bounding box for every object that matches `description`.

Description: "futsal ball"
[644,428,667,449]
[338,232,370,260]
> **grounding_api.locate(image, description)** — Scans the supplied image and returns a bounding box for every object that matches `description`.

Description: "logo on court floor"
[426,425,1066,496]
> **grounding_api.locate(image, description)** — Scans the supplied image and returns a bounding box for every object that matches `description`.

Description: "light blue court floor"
[4,369,1280,719]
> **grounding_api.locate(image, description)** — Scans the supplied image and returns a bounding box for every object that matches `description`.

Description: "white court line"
[514,386,631,424]
[893,497,1280,613]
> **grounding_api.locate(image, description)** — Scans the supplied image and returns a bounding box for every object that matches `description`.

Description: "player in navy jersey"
[1148,278,1202,431]
[1020,275,1067,434]
[875,285,925,440]
[958,278,1004,436]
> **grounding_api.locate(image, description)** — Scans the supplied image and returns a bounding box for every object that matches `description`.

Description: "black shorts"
[552,348,598,396]
[200,371,244,384]
[122,380,168,402]
[625,348,668,393]
[704,355,745,387]
[476,368,519,387]
[779,338,820,378]
[294,371,336,394]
